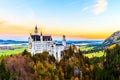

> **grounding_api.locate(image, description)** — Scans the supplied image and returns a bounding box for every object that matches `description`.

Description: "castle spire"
[34,25,38,35]
[41,31,42,36]
[40,31,43,42]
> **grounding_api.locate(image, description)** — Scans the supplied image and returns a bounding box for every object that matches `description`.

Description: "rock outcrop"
[102,31,120,46]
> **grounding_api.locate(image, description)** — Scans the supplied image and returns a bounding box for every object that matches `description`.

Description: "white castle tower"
[62,35,66,48]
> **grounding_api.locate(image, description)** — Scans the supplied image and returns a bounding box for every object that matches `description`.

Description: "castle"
[28,25,66,60]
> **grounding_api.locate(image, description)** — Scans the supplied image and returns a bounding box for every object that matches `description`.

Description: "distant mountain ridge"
[102,31,120,46]
[0,39,103,45]
[0,39,28,44]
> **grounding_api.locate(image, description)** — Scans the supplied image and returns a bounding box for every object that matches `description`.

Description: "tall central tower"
[34,25,38,35]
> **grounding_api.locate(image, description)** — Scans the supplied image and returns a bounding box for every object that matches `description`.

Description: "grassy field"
[79,46,94,51]
[83,51,104,58]
[0,45,27,58]
[79,46,104,58]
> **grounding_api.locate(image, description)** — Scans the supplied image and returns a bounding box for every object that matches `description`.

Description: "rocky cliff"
[102,31,120,46]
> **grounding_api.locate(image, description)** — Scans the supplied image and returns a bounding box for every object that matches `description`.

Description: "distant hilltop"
[102,31,120,46]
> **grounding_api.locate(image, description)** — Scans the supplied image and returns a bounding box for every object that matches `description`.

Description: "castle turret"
[40,32,43,42]
[34,25,38,35]
[62,35,66,47]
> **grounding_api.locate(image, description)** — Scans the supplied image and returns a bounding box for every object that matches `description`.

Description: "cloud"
[81,7,89,12]
[93,0,108,14]
[81,0,108,15]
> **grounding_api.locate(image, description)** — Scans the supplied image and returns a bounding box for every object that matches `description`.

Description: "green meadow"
[79,46,94,51]
[79,46,104,58]
[83,51,104,58]
[0,45,27,58]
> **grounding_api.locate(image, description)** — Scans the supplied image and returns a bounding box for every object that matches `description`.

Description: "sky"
[0,0,120,40]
